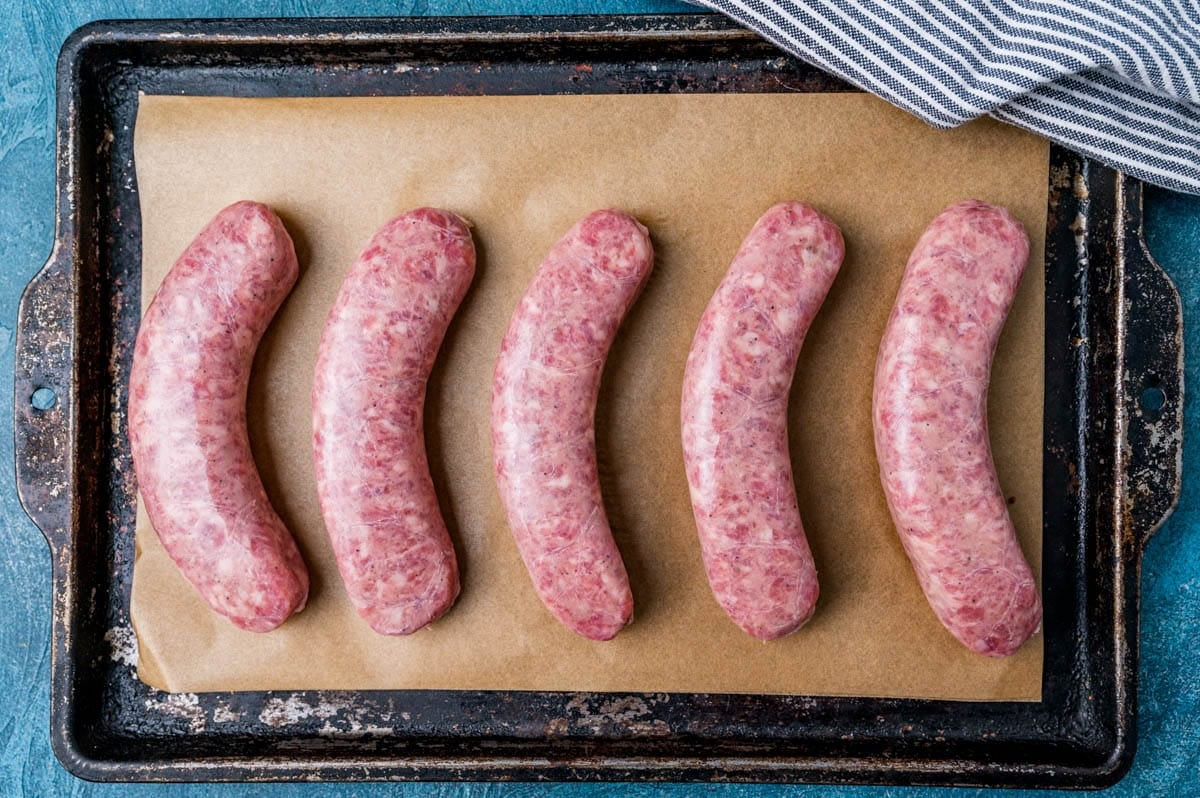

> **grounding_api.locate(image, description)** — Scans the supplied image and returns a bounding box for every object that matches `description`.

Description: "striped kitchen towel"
[690,0,1200,194]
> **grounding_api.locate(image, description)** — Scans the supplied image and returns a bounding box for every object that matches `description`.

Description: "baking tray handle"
[14,244,75,552]
[1120,182,1184,552]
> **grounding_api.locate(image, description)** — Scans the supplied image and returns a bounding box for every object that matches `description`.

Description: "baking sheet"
[131,92,1047,699]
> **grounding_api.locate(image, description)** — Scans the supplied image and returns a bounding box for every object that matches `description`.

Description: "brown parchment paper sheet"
[131,92,1047,699]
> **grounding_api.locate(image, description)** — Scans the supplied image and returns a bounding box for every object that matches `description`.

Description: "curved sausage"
[681,202,844,641]
[128,201,308,633]
[312,209,475,635]
[491,210,653,641]
[873,199,1042,657]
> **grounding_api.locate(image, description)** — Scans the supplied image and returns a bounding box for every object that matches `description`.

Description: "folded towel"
[691,0,1200,194]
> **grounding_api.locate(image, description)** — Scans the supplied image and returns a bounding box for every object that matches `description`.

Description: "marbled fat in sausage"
[681,202,845,641]
[492,210,653,641]
[128,201,309,632]
[312,209,475,635]
[873,199,1042,657]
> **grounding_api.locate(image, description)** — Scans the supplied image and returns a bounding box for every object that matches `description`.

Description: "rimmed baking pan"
[13,14,1183,787]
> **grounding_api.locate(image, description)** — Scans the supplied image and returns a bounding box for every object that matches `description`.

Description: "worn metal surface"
[11,14,1184,787]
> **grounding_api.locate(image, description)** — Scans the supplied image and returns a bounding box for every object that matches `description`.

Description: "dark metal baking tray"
[13,13,1183,788]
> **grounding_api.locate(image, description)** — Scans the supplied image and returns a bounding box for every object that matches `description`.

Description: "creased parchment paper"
[132,92,1047,699]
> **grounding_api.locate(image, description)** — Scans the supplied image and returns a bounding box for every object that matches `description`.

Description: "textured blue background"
[1,2,1196,796]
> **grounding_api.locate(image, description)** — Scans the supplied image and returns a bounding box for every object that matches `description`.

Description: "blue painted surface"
[1,2,1196,795]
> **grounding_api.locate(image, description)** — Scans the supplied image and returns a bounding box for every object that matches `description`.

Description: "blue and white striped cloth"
[690,0,1200,194]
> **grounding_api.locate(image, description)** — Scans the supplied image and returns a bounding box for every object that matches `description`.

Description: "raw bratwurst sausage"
[128,201,309,632]
[681,202,845,641]
[312,209,475,635]
[492,210,653,641]
[873,199,1042,657]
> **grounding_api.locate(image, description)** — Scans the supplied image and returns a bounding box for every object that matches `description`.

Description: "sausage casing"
[681,202,844,640]
[873,200,1042,657]
[492,210,653,641]
[129,201,309,632]
[312,209,475,635]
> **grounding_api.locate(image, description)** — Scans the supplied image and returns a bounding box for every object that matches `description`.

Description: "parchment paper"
[131,92,1047,699]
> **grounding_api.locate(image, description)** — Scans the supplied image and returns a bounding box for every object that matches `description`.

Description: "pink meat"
[128,201,309,633]
[312,209,474,635]
[491,210,653,641]
[681,202,844,641]
[873,199,1042,657]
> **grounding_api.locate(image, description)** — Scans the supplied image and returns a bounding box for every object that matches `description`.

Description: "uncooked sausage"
[312,208,475,635]
[873,199,1042,657]
[681,201,845,640]
[491,210,653,641]
[128,200,309,632]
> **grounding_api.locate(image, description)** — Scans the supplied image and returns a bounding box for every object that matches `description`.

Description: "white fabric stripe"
[1107,1,1200,94]
[1053,0,1199,99]
[896,0,1044,91]
[1028,0,1170,89]
[918,1,1104,76]
[1060,73,1200,131]
[1025,89,1198,165]
[997,98,1196,178]
[1052,86,1196,141]
[1169,0,1200,26]
[974,5,1148,84]
[1127,2,1200,91]
[1053,86,1199,157]
[923,0,1074,80]
[691,0,1200,193]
